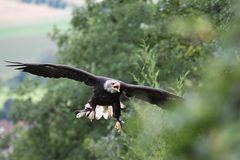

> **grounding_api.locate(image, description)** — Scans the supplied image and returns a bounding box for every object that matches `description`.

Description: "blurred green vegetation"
[0,87,9,110]
[2,0,240,159]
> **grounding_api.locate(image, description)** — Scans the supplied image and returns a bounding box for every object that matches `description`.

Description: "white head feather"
[103,79,121,93]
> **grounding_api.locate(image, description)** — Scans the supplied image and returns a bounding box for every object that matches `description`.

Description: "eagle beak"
[112,83,120,92]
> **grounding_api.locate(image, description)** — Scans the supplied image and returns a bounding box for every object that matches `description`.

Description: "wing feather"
[121,82,183,106]
[6,61,98,86]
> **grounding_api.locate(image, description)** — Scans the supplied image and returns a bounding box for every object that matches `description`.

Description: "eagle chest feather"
[92,88,120,105]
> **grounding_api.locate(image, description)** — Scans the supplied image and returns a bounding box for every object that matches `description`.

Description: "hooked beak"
[112,83,120,92]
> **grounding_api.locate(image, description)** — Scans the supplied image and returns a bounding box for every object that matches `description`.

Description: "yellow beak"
[112,83,120,92]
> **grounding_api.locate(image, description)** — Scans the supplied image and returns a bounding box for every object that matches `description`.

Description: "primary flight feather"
[6,61,183,130]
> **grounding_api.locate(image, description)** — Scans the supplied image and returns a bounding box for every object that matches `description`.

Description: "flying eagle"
[6,61,182,130]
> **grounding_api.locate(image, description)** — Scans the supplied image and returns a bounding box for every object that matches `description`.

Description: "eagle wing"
[6,61,98,86]
[121,82,183,106]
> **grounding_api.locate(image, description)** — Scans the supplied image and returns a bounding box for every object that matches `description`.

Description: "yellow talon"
[114,121,122,130]
[120,102,126,109]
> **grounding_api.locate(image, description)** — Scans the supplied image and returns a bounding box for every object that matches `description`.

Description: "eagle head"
[104,80,121,93]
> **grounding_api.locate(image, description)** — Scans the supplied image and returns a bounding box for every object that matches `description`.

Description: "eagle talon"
[114,121,122,130]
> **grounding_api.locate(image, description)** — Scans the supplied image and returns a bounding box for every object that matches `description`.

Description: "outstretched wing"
[121,82,183,106]
[6,61,98,86]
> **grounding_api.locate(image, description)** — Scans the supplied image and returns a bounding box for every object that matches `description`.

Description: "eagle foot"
[114,121,122,130]
[120,102,126,109]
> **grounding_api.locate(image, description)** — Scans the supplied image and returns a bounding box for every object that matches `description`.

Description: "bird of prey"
[6,61,183,130]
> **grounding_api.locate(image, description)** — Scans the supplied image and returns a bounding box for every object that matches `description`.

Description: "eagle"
[6,61,183,130]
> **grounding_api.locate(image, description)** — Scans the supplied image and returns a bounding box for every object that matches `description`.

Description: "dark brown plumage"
[6,61,183,130]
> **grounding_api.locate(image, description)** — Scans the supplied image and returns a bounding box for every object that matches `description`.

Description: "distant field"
[0,19,69,38]
[0,19,70,80]
[0,33,57,80]
[0,0,71,80]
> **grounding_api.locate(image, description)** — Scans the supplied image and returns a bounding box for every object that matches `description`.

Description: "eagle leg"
[112,102,122,130]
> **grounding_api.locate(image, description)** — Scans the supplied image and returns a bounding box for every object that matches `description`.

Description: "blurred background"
[0,0,84,80]
[0,0,77,156]
[0,0,239,160]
